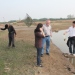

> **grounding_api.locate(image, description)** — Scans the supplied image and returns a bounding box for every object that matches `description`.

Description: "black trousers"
[8,33,15,47]
[67,37,75,54]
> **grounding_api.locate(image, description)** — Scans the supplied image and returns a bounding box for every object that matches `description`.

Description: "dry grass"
[0,19,75,75]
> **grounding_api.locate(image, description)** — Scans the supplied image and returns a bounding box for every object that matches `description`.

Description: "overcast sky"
[0,0,75,22]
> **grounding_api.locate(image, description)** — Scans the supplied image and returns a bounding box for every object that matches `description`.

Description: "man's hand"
[63,31,68,35]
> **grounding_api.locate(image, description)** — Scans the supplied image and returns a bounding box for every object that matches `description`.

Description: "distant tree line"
[33,18,75,22]
[8,20,17,23]
[0,14,75,24]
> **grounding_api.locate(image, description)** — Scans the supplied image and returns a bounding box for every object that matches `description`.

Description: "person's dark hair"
[34,23,43,33]
[73,21,75,24]
[5,24,8,29]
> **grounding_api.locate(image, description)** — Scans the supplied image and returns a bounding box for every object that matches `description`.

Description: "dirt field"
[0,20,75,75]
[16,28,75,75]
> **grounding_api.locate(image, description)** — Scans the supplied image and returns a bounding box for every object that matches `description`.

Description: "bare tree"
[24,14,33,27]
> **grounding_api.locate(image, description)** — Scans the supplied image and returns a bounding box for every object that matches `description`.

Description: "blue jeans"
[69,41,75,54]
[36,48,42,65]
[41,36,50,54]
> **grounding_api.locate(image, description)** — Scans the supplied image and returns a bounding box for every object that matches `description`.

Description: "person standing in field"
[34,23,45,67]
[64,21,75,56]
[1,24,16,47]
[41,20,52,57]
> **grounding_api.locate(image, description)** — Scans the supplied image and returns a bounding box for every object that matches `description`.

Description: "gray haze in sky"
[0,0,75,22]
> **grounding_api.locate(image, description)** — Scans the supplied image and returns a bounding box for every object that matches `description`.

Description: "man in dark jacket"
[1,24,16,47]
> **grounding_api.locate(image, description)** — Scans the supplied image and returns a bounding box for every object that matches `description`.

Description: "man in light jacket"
[41,20,52,57]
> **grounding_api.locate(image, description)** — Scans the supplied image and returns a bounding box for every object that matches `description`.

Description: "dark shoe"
[12,45,15,47]
[37,65,43,67]
[46,53,50,55]
[41,54,43,57]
